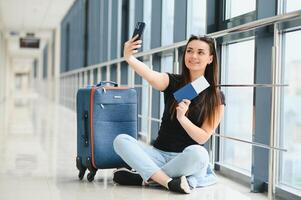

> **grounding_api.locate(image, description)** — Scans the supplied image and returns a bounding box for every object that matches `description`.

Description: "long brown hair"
[170,35,221,127]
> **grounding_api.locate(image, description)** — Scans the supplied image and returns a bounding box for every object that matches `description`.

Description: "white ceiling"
[0,0,75,70]
[0,0,75,31]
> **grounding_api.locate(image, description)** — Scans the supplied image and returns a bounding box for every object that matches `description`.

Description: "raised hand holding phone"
[124,22,146,60]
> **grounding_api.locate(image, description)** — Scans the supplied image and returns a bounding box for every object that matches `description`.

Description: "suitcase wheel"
[86,157,97,182]
[78,170,85,180]
[87,172,96,182]
[76,156,87,180]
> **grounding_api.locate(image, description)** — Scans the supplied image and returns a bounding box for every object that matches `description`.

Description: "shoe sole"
[180,176,191,194]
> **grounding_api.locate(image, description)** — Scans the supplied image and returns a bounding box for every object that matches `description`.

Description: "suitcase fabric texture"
[76,81,137,181]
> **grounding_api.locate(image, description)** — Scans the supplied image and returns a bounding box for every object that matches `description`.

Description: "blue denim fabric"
[113,134,218,188]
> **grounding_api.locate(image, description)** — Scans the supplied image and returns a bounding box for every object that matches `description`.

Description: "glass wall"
[220,39,255,174]
[186,0,206,37]
[143,0,152,51]
[160,0,175,116]
[279,30,301,193]
[284,0,301,13]
[138,0,152,138]
[225,0,256,19]
[161,0,174,46]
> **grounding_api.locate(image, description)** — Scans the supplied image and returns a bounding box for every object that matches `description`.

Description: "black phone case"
[132,22,145,41]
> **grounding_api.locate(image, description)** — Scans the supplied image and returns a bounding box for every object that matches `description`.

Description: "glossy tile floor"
[0,94,268,200]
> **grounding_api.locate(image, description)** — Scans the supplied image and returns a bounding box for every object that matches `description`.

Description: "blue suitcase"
[76,81,137,181]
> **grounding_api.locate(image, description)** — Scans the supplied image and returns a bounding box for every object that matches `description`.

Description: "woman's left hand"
[176,99,191,121]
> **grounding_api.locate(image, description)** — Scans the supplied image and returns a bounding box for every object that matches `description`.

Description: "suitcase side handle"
[83,111,89,146]
[96,81,118,87]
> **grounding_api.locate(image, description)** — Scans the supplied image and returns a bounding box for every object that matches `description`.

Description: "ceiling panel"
[0,0,75,31]
[0,0,74,61]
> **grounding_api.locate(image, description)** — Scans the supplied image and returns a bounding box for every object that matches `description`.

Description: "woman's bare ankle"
[150,170,172,188]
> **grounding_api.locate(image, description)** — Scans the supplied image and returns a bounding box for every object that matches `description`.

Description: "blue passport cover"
[173,76,210,103]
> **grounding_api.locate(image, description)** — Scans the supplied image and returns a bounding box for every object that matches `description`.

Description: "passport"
[173,76,210,103]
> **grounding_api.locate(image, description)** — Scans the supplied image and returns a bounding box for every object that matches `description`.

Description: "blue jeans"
[113,134,216,188]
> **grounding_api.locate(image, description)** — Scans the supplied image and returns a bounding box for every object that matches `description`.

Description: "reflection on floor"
[0,94,268,200]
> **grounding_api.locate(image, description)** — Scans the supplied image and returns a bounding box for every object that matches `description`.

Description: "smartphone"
[132,22,145,41]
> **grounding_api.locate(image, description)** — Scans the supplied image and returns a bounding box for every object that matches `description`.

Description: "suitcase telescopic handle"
[96,81,118,87]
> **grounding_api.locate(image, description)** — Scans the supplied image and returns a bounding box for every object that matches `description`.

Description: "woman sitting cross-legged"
[113,35,225,194]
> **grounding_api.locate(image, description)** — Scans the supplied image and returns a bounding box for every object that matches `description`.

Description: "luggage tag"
[173,76,210,103]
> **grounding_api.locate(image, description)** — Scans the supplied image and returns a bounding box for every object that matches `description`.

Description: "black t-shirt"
[153,73,226,152]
